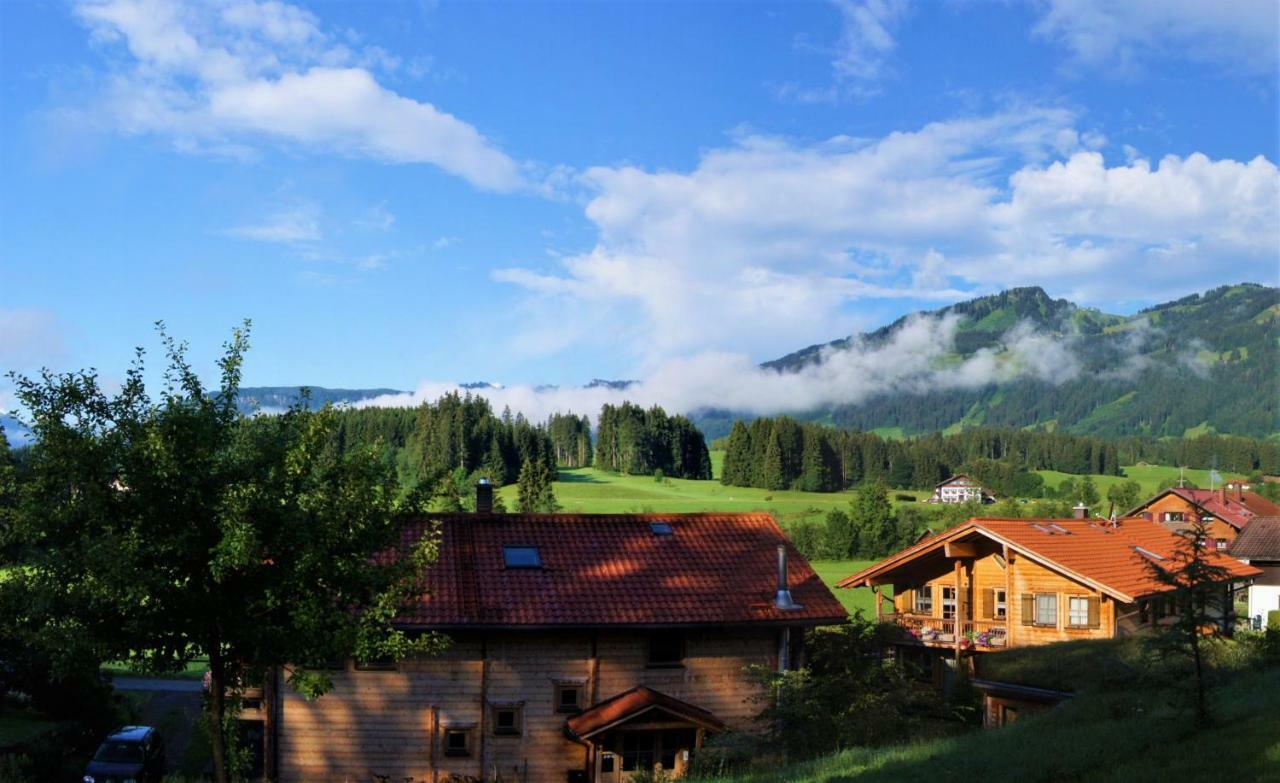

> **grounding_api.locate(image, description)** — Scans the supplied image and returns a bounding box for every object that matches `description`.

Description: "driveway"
[113,678,204,775]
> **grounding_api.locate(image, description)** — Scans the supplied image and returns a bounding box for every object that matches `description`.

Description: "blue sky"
[1,0,1278,420]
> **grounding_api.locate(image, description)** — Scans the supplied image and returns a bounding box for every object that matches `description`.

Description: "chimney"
[1237,483,1244,501]
[475,478,494,514]
[1220,486,1227,504]
[1072,503,1088,520]
[774,545,802,611]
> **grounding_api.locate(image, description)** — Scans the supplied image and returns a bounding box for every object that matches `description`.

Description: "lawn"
[808,560,882,617]
[0,704,57,748]
[687,656,1280,783]
[101,657,209,681]
[502,464,927,527]
[1035,463,1246,500]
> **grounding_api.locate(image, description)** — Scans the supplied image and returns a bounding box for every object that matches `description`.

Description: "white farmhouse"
[927,474,994,505]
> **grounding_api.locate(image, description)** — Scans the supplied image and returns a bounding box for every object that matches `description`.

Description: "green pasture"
[808,559,882,618]
[1034,463,1246,500]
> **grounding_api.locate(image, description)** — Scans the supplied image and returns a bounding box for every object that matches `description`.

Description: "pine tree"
[761,429,786,491]
[849,482,896,557]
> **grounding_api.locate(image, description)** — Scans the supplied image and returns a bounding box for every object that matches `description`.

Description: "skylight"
[649,522,674,536]
[503,545,542,569]
[1133,546,1165,562]
[1047,524,1071,535]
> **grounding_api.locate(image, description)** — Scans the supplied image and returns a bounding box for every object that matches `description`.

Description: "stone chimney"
[1072,503,1088,520]
[475,478,494,514]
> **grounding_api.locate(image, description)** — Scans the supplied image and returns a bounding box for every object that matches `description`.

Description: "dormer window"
[503,546,542,569]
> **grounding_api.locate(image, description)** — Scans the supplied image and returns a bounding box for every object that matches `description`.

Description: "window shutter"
[982,588,994,620]
[1021,594,1035,626]
[1088,597,1101,629]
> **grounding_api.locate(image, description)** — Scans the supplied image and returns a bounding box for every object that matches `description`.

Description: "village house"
[1228,516,1280,626]
[257,499,846,783]
[836,513,1259,681]
[1126,486,1280,548]
[926,474,994,505]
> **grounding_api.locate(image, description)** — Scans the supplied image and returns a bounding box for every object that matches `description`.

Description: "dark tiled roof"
[392,513,847,628]
[566,686,726,739]
[1229,516,1280,560]
[839,517,1261,602]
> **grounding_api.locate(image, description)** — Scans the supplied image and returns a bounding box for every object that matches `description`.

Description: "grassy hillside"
[1034,463,1246,499]
[688,655,1280,783]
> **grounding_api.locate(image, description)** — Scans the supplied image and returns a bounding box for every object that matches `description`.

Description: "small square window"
[647,633,684,668]
[443,728,471,756]
[1035,593,1058,626]
[1067,596,1089,627]
[994,589,1007,619]
[914,585,932,614]
[555,684,581,713]
[503,546,542,569]
[492,704,522,736]
[649,522,673,536]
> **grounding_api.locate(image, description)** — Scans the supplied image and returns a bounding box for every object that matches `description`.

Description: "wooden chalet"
[926,474,994,505]
[1126,486,1280,548]
[1228,516,1280,625]
[837,516,1260,669]
[265,508,846,783]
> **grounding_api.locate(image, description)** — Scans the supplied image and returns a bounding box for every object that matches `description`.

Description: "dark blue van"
[82,725,166,783]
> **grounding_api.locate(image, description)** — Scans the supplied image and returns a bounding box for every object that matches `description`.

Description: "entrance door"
[599,729,698,780]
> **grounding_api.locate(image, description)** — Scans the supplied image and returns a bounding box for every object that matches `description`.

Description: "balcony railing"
[887,613,1008,650]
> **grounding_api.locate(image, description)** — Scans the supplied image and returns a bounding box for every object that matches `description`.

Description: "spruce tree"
[761,429,786,491]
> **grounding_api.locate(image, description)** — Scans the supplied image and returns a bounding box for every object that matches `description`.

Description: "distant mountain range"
[4,284,1274,448]
[757,283,1278,440]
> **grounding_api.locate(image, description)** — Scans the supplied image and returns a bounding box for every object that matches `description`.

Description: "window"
[601,753,616,774]
[1215,539,1228,550]
[554,683,582,714]
[503,545,542,569]
[621,733,654,772]
[1162,512,1185,522]
[914,585,933,614]
[649,522,674,536]
[647,633,684,667]
[1035,593,1057,626]
[491,704,522,736]
[1068,596,1089,627]
[994,589,1007,619]
[443,728,471,756]
[941,587,956,620]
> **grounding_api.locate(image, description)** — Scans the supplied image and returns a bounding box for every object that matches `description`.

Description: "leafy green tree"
[5,324,443,783]
[517,457,560,513]
[1106,479,1142,514]
[1078,474,1100,510]
[850,482,897,557]
[1139,516,1231,726]
[822,508,856,559]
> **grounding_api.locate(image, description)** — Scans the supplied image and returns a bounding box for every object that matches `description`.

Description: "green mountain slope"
[761,283,1279,439]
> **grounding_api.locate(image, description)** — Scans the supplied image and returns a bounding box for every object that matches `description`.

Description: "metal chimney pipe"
[774,544,802,610]
[475,478,494,514]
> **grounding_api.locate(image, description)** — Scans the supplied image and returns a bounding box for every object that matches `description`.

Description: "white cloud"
[495,110,1278,367]
[358,314,1082,422]
[73,0,525,191]
[779,0,910,101]
[1034,0,1279,75]
[226,203,321,243]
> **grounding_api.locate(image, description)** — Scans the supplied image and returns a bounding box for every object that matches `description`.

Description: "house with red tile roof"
[837,516,1259,678]
[270,509,845,783]
[1126,486,1280,547]
[1229,516,1280,625]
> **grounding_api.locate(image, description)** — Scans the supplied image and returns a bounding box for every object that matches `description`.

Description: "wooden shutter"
[982,588,994,620]
[1088,596,1101,629]
[1021,594,1036,626]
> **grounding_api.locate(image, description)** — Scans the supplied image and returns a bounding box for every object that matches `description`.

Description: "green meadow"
[1034,463,1245,499]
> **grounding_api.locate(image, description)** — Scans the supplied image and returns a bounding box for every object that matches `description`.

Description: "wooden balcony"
[887,613,1009,651]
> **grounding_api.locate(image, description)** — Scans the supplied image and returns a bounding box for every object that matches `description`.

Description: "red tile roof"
[392,513,847,628]
[565,686,726,740]
[838,517,1261,602]
[1229,516,1280,561]
[1131,488,1280,531]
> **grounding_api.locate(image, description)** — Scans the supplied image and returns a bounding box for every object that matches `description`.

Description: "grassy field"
[1035,463,1246,499]
[808,560,879,617]
[499,465,928,527]
[101,657,209,681]
[687,657,1280,783]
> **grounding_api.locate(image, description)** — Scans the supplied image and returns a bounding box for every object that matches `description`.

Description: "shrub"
[1268,610,1280,631]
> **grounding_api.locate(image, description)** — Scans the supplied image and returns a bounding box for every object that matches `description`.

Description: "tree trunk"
[209,644,230,783]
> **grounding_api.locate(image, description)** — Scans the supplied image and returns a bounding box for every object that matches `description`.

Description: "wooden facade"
[1135,492,1239,546]
[842,517,1261,660]
[272,628,784,783]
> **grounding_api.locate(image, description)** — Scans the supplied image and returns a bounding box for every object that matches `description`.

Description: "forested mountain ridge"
[760,283,1279,439]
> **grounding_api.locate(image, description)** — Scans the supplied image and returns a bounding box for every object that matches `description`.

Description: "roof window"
[503,546,542,569]
[1133,545,1165,562]
[649,522,674,536]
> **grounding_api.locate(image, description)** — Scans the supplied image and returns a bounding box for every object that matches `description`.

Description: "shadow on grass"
[555,471,606,484]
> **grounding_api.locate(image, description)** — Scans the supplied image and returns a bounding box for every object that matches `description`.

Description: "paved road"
[111,676,204,692]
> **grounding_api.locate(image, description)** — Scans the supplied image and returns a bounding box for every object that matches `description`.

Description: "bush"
[1268,610,1280,631]
[894,493,916,502]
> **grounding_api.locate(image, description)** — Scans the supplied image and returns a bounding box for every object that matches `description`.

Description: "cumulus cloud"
[1033,0,1279,75]
[73,0,525,191]
[357,315,1081,423]
[496,109,1279,367]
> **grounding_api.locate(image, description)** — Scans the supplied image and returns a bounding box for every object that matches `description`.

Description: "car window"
[93,740,145,764]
